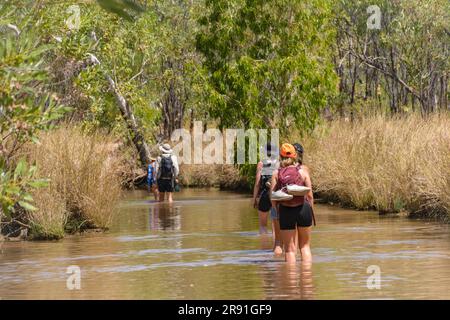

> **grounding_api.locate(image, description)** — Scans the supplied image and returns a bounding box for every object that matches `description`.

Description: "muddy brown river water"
[1,188,450,299]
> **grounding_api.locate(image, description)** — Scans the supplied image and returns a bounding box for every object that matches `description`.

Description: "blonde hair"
[280,157,296,168]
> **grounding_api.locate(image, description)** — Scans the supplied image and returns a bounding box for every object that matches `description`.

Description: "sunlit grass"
[302,113,450,217]
[26,126,124,238]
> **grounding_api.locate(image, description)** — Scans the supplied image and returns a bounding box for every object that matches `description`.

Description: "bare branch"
[347,50,422,102]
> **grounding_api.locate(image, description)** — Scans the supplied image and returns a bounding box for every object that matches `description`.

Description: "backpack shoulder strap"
[170,155,175,172]
[276,167,283,188]
[156,157,162,178]
[297,164,306,183]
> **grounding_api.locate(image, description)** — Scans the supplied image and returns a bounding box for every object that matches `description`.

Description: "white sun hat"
[159,143,173,154]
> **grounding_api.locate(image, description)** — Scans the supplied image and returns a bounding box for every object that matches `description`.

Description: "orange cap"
[280,143,297,159]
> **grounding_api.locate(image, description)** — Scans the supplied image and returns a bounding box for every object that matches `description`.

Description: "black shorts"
[157,179,174,192]
[257,190,272,212]
[279,202,313,230]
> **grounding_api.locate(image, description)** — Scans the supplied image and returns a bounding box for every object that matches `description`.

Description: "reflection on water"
[148,204,181,231]
[263,262,314,300]
[1,188,450,299]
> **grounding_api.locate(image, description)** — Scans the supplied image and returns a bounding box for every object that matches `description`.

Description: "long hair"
[280,157,296,168]
[297,153,303,165]
[293,143,304,165]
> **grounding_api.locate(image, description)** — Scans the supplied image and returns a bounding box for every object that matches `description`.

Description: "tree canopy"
[196,0,338,134]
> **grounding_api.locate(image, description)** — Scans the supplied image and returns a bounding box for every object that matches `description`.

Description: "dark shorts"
[279,202,313,230]
[157,179,174,193]
[257,190,272,212]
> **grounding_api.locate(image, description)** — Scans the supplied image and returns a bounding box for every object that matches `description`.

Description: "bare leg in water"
[272,218,283,255]
[297,226,312,263]
[271,203,282,255]
[152,185,159,201]
[300,261,314,299]
[258,210,269,234]
[159,192,174,203]
[281,229,297,263]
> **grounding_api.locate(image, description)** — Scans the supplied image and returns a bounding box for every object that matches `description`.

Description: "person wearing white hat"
[155,143,179,203]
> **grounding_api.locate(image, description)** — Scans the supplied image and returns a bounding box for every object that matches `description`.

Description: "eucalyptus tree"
[196,0,338,135]
[334,0,449,114]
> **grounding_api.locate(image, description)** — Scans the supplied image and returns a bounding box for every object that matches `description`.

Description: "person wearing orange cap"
[270,143,314,264]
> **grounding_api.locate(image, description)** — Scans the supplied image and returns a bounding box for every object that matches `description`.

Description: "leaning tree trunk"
[0,207,3,237]
[105,75,151,166]
[86,54,151,167]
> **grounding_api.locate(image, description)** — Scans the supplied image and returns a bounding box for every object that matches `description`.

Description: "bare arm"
[252,162,263,207]
[270,169,278,209]
[155,157,160,179]
[301,168,314,208]
[302,164,310,174]
[269,169,278,193]
[172,155,179,177]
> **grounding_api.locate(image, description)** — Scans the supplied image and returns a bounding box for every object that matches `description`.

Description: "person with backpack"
[252,143,282,255]
[270,143,315,264]
[147,157,159,201]
[156,143,179,203]
[292,142,312,252]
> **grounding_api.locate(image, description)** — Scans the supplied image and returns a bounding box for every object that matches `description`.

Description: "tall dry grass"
[302,113,450,217]
[27,126,123,238]
[29,187,67,239]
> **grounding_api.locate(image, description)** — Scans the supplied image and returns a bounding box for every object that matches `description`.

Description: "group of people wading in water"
[147,143,180,203]
[148,141,314,263]
[253,142,315,264]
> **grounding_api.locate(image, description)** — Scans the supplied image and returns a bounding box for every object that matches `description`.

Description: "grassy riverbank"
[302,114,450,219]
[177,113,450,221]
[22,127,125,239]
[179,164,250,191]
[3,114,448,241]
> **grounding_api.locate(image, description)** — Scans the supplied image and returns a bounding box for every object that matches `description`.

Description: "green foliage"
[0,158,49,217]
[150,0,207,135]
[0,12,67,219]
[1,0,447,233]
[389,0,449,91]
[238,163,256,191]
[24,1,161,136]
[196,0,338,135]
[96,0,145,21]
[334,0,449,114]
